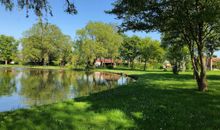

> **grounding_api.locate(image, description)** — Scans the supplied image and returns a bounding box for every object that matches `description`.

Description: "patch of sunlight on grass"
[107,109,134,125]
[73,102,91,109]
[92,114,108,124]
[83,110,135,129]
[131,112,143,119]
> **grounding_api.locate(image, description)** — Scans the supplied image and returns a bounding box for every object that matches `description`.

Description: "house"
[163,60,172,69]
[207,57,220,70]
[95,58,122,67]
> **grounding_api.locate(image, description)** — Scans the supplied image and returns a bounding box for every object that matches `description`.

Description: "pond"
[0,67,134,112]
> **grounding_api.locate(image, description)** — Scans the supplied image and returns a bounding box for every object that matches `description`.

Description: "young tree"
[166,46,190,74]
[75,22,123,69]
[0,35,18,65]
[120,35,141,69]
[138,38,164,71]
[109,0,220,91]
[162,33,191,74]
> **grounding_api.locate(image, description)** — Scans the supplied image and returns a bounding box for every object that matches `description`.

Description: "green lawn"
[0,70,220,130]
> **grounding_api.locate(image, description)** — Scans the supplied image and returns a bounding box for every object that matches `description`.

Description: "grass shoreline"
[0,68,220,129]
[0,64,70,70]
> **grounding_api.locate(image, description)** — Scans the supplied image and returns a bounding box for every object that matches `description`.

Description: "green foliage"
[120,35,164,70]
[0,35,18,64]
[75,22,123,69]
[214,62,220,69]
[205,33,220,57]
[109,0,220,91]
[120,35,141,69]
[0,0,77,17]
[162,33,191,72]
[21,20,73,66]
[138,38,164,71]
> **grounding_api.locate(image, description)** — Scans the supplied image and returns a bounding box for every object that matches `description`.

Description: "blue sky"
[0,0,219,56]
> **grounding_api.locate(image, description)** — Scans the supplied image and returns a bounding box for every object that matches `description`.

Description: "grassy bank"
[0,69,220,129]
[0,64,70,70]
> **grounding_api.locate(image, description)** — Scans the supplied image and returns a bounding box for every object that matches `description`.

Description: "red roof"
[96,59,122,63]
[212,58,220,62]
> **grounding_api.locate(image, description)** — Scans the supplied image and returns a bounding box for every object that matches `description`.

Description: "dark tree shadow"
[74,72,220,129]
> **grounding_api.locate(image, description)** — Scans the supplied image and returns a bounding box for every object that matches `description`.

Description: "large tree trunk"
[5,60,8,65]
[188,44,207,91]
[192,56,207,91]
[197,24,208,91]
[197,48,207,91]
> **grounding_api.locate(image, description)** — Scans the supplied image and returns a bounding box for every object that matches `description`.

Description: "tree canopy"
[22,20,73,66]
[75,22,123,69]
[0,0,77,17]
[0,35,18,65]
[120,35,141,69]
[139,38,164,71]
[109,0,220,91]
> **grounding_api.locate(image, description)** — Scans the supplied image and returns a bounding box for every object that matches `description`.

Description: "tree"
[22,20,73,66]
[0,0,77,17]
[166,46,190,74]
[0,35,18,65]
[138,38,164,71]
[162,33,191,74]
[75,22,123,69]
[109,0,220,91]
[57,35,74,66]
[120,35,141,69]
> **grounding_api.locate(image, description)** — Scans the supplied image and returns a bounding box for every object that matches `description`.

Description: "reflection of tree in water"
[0,69,16,96]
[19,69,131,105]
[74,72,121,97]
[20,69,72,106]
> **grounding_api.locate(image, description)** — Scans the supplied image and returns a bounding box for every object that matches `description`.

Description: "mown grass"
[0,69,220,130]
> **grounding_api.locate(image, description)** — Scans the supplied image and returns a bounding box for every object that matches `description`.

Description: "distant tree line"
[0,20,216,73]
[0,21,169,71]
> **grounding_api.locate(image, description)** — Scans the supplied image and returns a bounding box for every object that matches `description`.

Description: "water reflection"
[0,68,133,112]
[0,69,17,96]
[19,70,72,106]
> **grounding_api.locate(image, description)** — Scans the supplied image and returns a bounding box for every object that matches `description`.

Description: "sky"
[0,0,219,57]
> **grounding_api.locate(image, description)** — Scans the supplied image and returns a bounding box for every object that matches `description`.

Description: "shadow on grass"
[75,73,220,129]
[0,72,220,129]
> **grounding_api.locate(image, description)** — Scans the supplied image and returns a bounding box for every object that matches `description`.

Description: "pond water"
[0,67,134,112]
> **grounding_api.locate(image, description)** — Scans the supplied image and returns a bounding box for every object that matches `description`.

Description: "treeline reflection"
[0,68,132,107]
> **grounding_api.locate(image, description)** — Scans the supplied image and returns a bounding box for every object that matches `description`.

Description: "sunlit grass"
[0,69,220,129]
